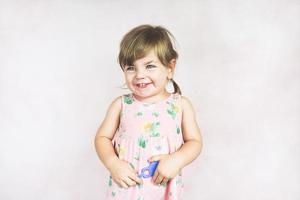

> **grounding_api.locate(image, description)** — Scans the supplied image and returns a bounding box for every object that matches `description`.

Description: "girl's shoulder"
[179,95,196,114]
[172,92,182,101]
[106,96,122,114]
[111,95,123,105]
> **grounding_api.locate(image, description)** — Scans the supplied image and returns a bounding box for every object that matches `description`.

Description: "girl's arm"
[149,96,203,185]
[94,97,121,169]
[171,96,203,168]
[94,97,143,188]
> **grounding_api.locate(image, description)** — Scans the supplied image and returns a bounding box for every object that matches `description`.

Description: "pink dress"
[107,93,184,200]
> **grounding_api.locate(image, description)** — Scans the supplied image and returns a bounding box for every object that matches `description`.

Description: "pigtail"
[171,79,182,95]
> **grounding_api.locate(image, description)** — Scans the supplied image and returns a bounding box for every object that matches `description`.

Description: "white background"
[1,0,299,199]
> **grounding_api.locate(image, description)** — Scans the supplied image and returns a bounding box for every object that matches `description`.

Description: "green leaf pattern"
[124,95,133,104]
[138,135,147,148]
[166,101,180,119]
[143,122,160,137]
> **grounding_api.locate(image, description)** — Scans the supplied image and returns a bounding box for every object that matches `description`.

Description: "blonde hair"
[118,24,181,94]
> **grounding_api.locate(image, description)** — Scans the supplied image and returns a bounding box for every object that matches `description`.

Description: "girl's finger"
[120,180,129,189]
[124,177,137,187]
[161,177,169,185]
[152,170,159,183]
[127,163,139,175]
[128,162,137,171]
[129,173,143,185]
[154,174,164,185]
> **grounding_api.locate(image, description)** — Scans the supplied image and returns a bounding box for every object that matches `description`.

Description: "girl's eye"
[125,66,135,71]
[146,65,156,69]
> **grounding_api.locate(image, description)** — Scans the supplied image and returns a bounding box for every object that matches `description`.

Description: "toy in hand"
[138,161,159,178]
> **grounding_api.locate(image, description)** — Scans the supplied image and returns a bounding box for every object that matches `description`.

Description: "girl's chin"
[131,89,157,98]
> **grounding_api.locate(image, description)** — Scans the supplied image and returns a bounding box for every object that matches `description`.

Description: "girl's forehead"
[133,50,159,65]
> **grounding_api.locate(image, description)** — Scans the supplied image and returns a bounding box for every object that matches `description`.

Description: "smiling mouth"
[136,83,151,88]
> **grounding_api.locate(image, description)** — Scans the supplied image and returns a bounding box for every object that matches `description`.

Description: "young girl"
[94,24,203,200]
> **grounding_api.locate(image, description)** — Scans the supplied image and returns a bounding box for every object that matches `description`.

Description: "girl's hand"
[108,158,143,189]
[148,154,181,185]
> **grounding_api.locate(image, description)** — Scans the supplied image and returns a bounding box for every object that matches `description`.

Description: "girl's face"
[123,50,174,102]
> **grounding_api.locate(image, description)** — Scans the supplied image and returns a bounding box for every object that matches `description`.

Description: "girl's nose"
[135,69,146,79]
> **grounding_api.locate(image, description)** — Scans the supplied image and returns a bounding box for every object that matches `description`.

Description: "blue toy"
[138,161,159,178]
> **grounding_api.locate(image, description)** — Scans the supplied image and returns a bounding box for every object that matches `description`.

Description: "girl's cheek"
[125,75,133,81]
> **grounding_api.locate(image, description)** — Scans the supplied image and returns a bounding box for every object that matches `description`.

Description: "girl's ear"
[167,59,176,79]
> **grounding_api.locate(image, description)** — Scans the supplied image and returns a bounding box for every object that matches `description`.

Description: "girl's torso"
[107,93,184,200]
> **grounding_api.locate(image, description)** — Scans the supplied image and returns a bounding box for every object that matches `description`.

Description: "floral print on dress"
[107,93,184,200]
[166,101,180,119]
[116,143,126,159]
[176,125,181,135]
[138,135,147,148]
[136,112,143,116]
[108,175,113,187]
[152,112,159,117]
[124,95,133,104]
[142,121,160,137]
